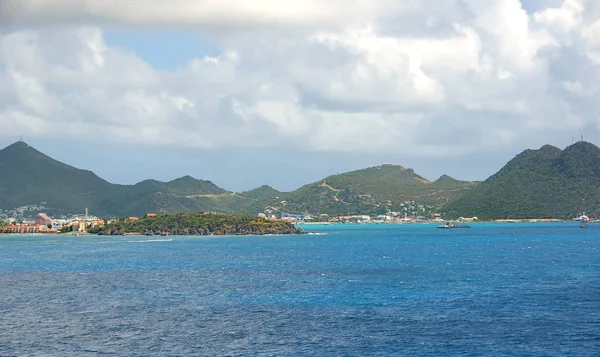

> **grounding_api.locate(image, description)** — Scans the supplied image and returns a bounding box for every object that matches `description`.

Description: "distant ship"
[437,222,471,229]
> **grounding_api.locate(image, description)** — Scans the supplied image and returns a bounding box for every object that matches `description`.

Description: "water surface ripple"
[0,223,599,356]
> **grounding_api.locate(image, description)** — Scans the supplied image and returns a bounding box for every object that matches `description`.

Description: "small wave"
[307,232,326,235]
[126,238,173,243]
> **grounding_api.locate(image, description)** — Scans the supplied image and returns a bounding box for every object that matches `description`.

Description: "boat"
[437,222,471,229]
[577,214,589,228]
[576,199,590,228]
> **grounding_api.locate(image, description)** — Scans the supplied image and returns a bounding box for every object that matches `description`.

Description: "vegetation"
[90,213,304,236]
[270,165,477,216]
[0,141,115,216]
[0,142,256,217]
[238,185,283,200]
[59,225,74,233]
[443,142,600,219]
[0,142,477,218]
[6,140,600,220]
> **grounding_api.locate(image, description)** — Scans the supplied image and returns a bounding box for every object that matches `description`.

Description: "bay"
[0,223,599,356]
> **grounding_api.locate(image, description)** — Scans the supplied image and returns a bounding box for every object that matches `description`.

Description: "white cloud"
[0,0,381,29]
[534,0,584,33]
[0,0,599,157]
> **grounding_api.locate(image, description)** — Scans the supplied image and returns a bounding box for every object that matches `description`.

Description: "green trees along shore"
[88,213,305,236]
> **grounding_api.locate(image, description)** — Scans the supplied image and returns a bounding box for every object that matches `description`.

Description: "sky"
[0,0,599,191]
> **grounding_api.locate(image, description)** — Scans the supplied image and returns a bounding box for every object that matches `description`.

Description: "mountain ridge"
[0,141,476,217]
[7,140,600,219]
[443,141,600,219]
[0,142,249,217]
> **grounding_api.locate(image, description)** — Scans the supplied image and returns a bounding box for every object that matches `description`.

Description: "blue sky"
[103,30,218,70]
[0,0,598,191]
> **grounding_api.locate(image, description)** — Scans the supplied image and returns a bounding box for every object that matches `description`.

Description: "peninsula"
[87,212,305,236]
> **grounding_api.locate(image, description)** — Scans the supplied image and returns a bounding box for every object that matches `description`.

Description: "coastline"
[1,219,589,237]
[299,219,575,225]
[0,231,307,237]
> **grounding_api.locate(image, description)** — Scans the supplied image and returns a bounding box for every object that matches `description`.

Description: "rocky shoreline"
[93,213,305,236]
[98,225,304,236]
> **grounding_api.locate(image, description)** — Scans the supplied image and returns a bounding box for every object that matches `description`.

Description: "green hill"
[0,142,254,217]
[0,141,115,215]
[238,185,283,200]
[132,176,226,197]
[0,141,477,218]
[442,141,600,219]
[108,176,240,216]
[253,164,477,216]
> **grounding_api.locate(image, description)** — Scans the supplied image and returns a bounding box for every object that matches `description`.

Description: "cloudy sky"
[1,0,599,191]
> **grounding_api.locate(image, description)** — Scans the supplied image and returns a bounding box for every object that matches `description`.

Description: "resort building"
[35,213,52,226]
[1,224,58,234]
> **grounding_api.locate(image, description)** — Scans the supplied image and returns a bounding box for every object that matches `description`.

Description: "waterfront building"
[35,213,52,226]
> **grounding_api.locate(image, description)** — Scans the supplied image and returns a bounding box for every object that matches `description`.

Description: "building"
[69,221,87,233]
[0,224,46,234]
[35,213,52,226]
[89,219,105,227]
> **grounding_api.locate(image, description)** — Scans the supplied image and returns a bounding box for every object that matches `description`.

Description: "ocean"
[0,223,598,356]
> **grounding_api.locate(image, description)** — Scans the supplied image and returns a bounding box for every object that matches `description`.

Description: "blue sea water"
[0,223,599,356]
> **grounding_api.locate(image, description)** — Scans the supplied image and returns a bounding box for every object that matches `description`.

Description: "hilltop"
[0,141,254,217]
[443,141,600,219]
[0,141,114,215]
[252,164,477,216]
[238,185,283,200]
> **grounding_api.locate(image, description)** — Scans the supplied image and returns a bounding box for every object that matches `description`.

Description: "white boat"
[577,214,589,228]
[576,198,590,228]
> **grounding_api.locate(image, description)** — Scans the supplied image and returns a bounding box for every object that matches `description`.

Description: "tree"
[59,225,73,233]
